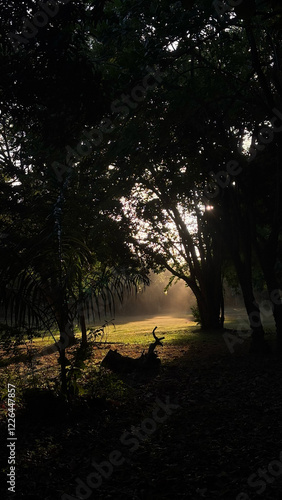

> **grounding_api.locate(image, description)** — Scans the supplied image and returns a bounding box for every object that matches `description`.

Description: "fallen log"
[101,327,164,374]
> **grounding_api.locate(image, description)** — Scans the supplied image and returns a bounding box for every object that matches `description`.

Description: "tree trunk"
[222,190,267,354]
[56,316,74,394]
[196,284,224,330]
[226,240,267,353]
[261,274,282,354]
[41,285,74,392]
[80,310,87,346]
[254,241,282,354]
[245,299,266,354]
[220,284,225,328]
[274,303,282,351]
[235,255,270,354]
[59,344,67,394]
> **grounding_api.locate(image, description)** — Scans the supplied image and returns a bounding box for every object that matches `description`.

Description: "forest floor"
[0,314,282,500]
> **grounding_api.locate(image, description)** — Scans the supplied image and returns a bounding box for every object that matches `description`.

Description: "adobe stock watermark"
[61,395,180,499]
[202,107,282,204]
[236,450,282,499]
[8,0,72,52]
[223,289,282,354]
[7,384,16,494]
[52,66,164,182]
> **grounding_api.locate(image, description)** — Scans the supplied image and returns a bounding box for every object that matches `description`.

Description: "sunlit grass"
[105,314,195,344]
[5,308,276,351]
[27,314,198,348]
[86,314,232,347]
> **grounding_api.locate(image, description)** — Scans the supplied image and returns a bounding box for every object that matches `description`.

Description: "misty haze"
[115,272,195,317]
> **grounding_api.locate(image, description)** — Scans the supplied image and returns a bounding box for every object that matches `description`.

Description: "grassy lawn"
[96,314,197,345]
[1,307,275,352]
[86,309,276,347]
[0,309,277,369]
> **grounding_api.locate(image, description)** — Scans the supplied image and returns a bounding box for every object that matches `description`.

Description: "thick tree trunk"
[225,232,267,353]
[244,299,266,354]
[235,259,270,354]
[222,198,267,353]
[196,283,224,331]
